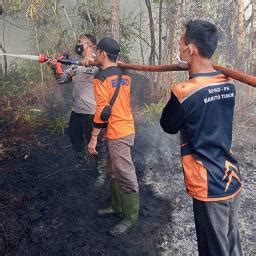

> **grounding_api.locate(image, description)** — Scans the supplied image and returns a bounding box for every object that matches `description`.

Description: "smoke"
[130,72,182,198]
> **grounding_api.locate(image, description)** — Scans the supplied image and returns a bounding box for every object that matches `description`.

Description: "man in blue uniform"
[160,20,243,256]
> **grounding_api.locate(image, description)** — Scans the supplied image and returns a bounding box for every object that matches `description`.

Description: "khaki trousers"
[107,134,138,193]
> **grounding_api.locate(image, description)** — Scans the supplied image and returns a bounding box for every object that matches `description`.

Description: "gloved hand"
[46,58,57,69]
[47,58,63,75]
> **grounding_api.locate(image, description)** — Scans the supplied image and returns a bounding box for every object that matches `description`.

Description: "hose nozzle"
[38,53,49,63]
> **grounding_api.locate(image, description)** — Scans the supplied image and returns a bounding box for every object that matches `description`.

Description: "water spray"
[0,53,40,61]
[0,52,79,65]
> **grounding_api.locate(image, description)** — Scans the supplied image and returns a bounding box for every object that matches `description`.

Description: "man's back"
[162,71,242,201]
[161,19,244,255]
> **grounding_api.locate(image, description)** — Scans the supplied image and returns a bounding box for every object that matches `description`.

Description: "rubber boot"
[77,150,86,161]
[95,158,107,187]
[97,181,122,216]
[75,150,88,168]
[108,191,139,236]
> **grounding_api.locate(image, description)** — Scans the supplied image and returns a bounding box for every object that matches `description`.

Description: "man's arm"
[160,91,185,134]
[55,65,78,84]
[47,59,78,84]
[88,127,101,155]
[88,78,109,155]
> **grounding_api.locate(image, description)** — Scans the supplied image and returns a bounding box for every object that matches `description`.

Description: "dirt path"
[0,121,255,255]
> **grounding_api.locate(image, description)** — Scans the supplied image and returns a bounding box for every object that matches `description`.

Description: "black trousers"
[193,193,243,256]
[68,111,106,159]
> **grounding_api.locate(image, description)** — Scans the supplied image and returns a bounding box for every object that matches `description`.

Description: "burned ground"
[0,114,255,255]
[0,76,255,255]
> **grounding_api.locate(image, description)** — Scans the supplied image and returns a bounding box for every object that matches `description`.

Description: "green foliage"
[15,105,33,123]
[47,114,68,136]
[78,1,110,35]
[141,99,165,126]
[8,105,68,136]
[15,105,42,126]
[0,59,57,132]
[2,0,24,14]
[77,1,142,62]
[1,60,51,97]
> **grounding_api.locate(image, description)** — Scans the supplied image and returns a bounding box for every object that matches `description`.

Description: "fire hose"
[1,52,256,88]
[109,62,256,88]
[48,54,256,88]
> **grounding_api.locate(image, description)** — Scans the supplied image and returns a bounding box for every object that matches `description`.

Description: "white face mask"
[176,46,190,69]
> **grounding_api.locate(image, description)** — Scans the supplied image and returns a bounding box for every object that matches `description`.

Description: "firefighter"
[88,37,139,236]
[160,20,242,256]
[48,34,107,186]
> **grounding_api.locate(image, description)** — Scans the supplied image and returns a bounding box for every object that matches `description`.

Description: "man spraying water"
[47,34,107,186]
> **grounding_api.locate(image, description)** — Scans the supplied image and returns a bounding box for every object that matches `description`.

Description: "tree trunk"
[139,2,145,64]
[158,0,163,65]
[252,0,256,74]
[145,0,156,65]
[1,10,7,76]
[237,0,246,68]
[111,0,120,42]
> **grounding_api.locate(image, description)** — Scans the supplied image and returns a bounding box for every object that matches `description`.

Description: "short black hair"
[97,37,120,62]
[184,20,218,58]
[80,33,97,45]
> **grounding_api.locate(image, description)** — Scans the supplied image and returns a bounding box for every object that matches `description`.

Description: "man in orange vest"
[88,37,139,236]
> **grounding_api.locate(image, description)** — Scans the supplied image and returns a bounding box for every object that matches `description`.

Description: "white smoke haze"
[0,1,255,255]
